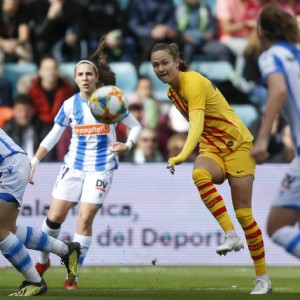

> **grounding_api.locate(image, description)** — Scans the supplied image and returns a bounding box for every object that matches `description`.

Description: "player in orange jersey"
[151,42,272,294]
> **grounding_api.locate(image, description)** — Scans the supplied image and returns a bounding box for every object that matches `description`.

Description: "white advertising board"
[1,163,298,267]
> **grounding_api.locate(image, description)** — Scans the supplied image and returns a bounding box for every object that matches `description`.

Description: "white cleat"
[251,279,272,295]
[216,235,244,256]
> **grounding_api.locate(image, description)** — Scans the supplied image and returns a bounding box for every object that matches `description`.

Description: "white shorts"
[0,153,30,207]
[273,157,300,209]
[52,165,114,207]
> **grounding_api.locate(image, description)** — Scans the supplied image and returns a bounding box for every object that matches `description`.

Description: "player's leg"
[0,154,47,296]
[227,143,271,294]
[267,159,300,258]
[0,203,47,296]
[267,206,300,255]
[64,170,114,289]
[36,166,82,276]
[193,154,243,255]
[15,220,81,285]
[64,202,99,290]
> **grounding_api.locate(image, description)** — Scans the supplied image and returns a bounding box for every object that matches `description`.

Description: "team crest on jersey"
[6,166,13,174]
[74,124,110,136]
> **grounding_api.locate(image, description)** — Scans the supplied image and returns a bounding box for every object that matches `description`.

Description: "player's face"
[74,63,98,98]
[151,50,180,87]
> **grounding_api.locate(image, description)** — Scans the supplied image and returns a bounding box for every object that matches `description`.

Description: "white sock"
[226,230,237,237]
[15,225,68,258]
[0,232,40,283]
[256,274,269,281]
[39,218,61,264]
[65,233,92,282]
[272,225,300,258]
[73,233,92,267]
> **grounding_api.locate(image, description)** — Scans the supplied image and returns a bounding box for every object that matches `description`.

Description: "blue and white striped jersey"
[0,128,26,163]
[259,41,300,156]
[54,92,122,172]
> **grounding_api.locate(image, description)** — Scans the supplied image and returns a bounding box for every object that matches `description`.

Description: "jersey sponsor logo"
[74,124,110,136]
[96,179,108,192]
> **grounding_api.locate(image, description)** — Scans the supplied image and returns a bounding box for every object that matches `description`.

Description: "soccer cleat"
[63,278,78,290]
[216,235,244,256]
[60,242,81,285]
[8,278,47,296]
[35,259,51,276]
[251,279,272,294]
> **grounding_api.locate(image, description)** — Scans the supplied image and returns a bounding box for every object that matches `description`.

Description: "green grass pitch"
[0,266,299,299]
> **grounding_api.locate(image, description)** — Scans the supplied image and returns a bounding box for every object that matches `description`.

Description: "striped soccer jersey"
[55,92,124,172]
[0,128,26,163]
[259,41,300,156]
[167,70,253,153]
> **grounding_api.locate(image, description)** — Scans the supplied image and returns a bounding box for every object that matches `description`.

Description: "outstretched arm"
[168,109,204,173]
[29,124,66,183]
[109,113,142,154]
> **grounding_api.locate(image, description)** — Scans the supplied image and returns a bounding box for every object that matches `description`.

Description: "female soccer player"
[29,38,142,289]
[251,5,300,264]
[151,43,272,294]
[0,128,80,296]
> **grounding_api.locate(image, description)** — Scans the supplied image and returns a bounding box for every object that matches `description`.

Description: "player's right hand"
[28,164,36,185]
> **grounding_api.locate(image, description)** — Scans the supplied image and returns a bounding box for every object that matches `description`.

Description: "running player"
[30,37,142,289]
[251,5,300,264]
[0,128,80,296]
[151,42,272,294]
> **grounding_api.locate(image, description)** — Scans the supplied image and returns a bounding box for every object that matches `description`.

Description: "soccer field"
[0,266,299,299]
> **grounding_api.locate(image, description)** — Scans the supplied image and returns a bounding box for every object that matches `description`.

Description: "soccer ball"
[89,85,128,124]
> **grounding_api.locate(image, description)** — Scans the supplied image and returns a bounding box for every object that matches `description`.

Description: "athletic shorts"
[198,142,256,179]
[52,165,114,207]
[273,156,300,209]
[0,153,30,207]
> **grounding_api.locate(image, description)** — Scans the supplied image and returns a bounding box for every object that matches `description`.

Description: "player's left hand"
[167,163,175,175]
[109,142,128,155]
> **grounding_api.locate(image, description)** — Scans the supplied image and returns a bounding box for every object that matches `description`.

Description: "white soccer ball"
[89,85,128,124]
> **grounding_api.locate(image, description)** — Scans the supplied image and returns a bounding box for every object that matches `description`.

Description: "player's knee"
[46,218,61,230]
[192,168,212,187]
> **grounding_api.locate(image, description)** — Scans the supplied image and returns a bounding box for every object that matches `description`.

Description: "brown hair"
[258,5,300,44]
[75,36,116,87]
[151,43,189,72]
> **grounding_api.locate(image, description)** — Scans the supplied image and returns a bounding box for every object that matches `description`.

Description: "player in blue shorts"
[252,5,300,263]
[0,128,80,296]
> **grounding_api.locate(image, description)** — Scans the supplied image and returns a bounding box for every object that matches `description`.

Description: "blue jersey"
[259,41,300,156]
[0,128,26,163]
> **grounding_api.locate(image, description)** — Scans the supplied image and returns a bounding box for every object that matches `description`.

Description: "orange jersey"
[167,70,253,153]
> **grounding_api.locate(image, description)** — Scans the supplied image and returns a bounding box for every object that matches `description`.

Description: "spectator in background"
[216,0,262,73]
[26,54,74,161]
[176,0,233,64]
[75,0,127,62]
[3,94,56,161]
[27,54,74,124]
[116,102,144,159]
[167,132,197,163]
[157,104,189,159]
[129,128,164,163]
[0,0,32,63]
[124,0,180,64]
[129,76,160,129]
[30,0,83,63]
[0,77,12,107]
